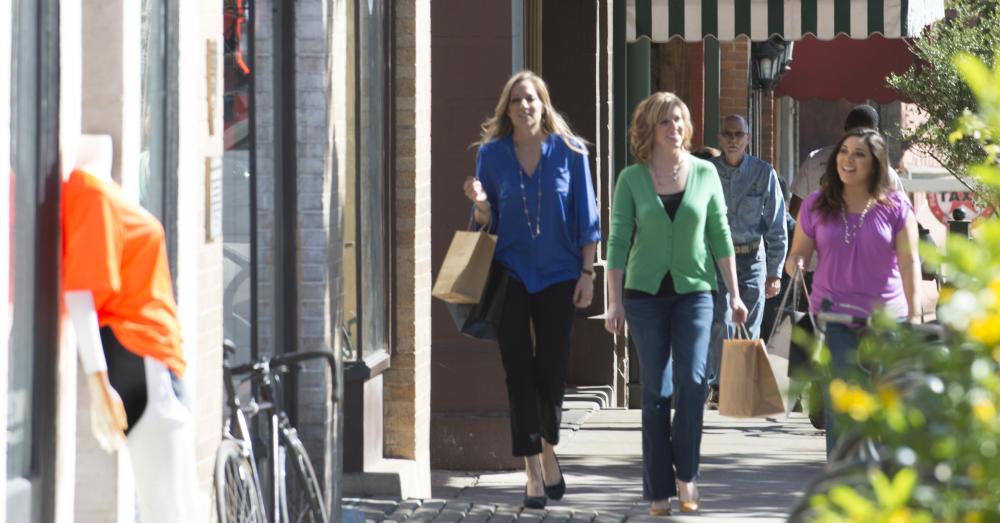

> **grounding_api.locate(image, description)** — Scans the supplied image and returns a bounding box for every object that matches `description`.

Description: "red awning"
[774,34,915,103]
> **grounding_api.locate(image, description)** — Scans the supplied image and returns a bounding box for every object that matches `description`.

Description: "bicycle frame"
[221,349,338,523]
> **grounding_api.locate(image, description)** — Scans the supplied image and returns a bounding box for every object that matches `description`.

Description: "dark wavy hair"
[811,129,895,220]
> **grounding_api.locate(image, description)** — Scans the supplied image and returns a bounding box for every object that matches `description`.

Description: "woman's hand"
[604,301,625,334]
[465,176,492,226]
[464,176,489,207]
[573,273,594,308]
[730,295,748,325]
[785,254,805,278]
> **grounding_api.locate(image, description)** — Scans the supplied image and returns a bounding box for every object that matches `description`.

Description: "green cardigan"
[606,157,735,294]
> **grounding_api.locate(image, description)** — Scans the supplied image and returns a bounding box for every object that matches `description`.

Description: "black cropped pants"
[497,277,577,457]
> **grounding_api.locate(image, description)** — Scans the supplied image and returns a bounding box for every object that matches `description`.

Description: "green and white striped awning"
[626,0,945,42]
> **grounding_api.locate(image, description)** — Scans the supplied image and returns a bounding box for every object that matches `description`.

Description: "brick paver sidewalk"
[346,397,826,521]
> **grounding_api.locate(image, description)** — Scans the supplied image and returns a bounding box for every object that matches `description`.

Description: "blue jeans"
[822,323,861,456]
[624,292,713,500]
[708,248,766,385]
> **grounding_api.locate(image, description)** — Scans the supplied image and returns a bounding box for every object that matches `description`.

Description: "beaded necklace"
[842,198,876,244]
[519,166,542,239]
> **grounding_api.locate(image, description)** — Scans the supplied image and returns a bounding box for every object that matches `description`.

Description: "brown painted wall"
[430,0,520,470]
[797,98,856,164]
[540,0,617,387]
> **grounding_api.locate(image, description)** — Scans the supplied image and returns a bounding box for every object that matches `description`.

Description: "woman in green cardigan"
[604,92,747,516]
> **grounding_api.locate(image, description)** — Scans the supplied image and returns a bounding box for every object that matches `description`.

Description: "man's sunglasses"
[720,131,747,140]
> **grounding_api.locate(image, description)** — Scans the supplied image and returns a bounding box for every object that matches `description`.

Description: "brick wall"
[294,0,337,471]
[719,38,749,122]
[383,0,432,495]
[180,0,225,513]
[761,92,776,167]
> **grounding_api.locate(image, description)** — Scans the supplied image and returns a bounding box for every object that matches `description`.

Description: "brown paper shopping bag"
[432,230,497,304]
[719,326,785,418]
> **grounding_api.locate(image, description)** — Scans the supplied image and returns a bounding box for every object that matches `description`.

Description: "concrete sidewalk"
[346,401,826,521]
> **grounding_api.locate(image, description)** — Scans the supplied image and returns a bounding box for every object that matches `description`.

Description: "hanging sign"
[926,191,994,225]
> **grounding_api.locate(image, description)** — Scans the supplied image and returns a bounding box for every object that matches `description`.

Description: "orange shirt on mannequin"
[62,169,185,376]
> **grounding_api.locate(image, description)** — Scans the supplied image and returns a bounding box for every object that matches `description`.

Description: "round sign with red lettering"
[927,191,995,224]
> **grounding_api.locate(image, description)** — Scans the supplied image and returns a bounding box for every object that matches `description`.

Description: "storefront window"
[223,0,254,362]
[343,0,391,362]
[140,0,166,219]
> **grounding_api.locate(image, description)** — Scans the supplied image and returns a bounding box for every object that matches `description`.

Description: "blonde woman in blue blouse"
[463,71,601,509]
[604,92,747,516]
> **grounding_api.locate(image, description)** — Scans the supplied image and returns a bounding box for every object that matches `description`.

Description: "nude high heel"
[676,480,700,513]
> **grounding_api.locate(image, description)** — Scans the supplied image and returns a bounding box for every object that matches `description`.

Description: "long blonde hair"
[629,92,693,163]
[475,70,587,155]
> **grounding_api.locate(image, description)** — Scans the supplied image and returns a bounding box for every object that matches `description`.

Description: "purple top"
[799,190,911,318]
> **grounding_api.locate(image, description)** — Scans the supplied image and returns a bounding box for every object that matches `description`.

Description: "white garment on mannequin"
[127,357,201,523]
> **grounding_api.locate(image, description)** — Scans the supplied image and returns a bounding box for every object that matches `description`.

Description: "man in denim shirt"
[706,115,787,405]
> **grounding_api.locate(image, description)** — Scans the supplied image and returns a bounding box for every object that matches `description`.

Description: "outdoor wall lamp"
[751,37,794,92]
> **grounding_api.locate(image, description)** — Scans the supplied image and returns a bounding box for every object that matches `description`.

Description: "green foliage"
[887,0,1000,206]
[800,55,1000,523]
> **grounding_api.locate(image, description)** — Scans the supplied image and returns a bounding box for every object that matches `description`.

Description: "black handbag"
[446,262,508,341]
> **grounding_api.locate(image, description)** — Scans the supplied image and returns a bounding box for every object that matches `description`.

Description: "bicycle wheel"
[280,428,328,523]
[215,438,267,523]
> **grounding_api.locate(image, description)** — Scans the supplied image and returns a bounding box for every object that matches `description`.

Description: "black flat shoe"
[543,454,566,500]
[524,486,547,509]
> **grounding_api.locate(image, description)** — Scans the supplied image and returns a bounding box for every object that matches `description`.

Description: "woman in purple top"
[785,128,921,455]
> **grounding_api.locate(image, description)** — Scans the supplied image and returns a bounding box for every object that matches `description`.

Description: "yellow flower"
[965,512,983,523]
[877,385,901,410]
[887,508,912,523]
[938,286,955,304]
[972,398,997,423]
[830,379,879,421]
[988,277,1000,302]
[968,315,1000,347]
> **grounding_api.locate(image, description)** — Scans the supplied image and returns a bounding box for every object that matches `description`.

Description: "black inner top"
[624,191,685,300]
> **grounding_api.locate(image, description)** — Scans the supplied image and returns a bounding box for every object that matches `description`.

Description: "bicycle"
[214,341,337,523]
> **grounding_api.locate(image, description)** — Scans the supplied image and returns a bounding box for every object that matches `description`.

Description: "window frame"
[140,0,180,282]
[344,0,394,378]
[5,0,60,519]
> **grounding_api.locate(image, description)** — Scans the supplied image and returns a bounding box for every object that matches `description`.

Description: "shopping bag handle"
[732,323,750,340]
[765,266,815,341]
[467,203,494,233]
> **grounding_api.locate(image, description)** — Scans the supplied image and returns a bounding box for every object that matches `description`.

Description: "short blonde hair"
[629,92,693,163]
[475,70,586,155]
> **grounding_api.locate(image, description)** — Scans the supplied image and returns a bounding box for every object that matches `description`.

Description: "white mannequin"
[65,135,200,522]
[65,134,128,451]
